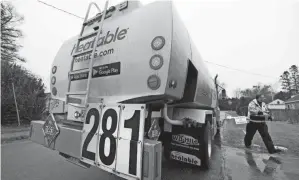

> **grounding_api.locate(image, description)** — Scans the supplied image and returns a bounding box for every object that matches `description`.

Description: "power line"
[37,0,84,20]
[36,0,279,80]
[204,60,277,79]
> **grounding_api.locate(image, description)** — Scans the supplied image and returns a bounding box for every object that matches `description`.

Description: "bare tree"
[233,88,241,98]
[1,61,46,124]
[240,84,274,103]
[1,2,47,124]
[1,2,25,62]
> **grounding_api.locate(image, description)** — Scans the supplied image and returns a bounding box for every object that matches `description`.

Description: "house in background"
[285,94,299,109]
[267,99,286,110]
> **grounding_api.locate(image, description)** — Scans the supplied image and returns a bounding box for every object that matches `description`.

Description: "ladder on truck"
[66,1,109,107]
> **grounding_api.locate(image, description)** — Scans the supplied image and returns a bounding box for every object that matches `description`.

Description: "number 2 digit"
[82,108,100,161]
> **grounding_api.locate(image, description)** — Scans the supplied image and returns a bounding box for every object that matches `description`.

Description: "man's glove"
[268,115,273,121]
[257,111,263,115]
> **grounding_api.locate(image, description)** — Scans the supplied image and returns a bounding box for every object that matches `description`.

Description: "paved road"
[2,120,299,180]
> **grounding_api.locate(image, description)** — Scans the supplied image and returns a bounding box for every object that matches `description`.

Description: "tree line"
[1,2,47,125]
[280,65,299,95]
[219,64,299,115]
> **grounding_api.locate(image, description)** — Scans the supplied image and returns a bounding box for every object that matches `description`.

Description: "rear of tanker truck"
[30,1,220,180]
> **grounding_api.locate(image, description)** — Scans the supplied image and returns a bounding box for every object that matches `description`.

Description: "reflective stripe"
[248,119,265,123]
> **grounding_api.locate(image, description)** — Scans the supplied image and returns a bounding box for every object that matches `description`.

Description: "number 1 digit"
[124,110,140,175]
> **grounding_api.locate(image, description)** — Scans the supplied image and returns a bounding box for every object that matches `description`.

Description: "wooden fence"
[270,109,299,124]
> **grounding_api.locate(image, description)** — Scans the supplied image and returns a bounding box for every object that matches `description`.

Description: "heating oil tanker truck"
[30,1,224,180]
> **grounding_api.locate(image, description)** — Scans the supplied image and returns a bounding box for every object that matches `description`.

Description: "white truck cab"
[30,1,223,180]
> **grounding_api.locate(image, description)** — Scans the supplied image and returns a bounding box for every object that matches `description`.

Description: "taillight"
[52,87,57,96]
[147,75,161,90]
[74,111,81,119]
[151,36,165,50]
[51,76,56,85]
[149,55,163,70]
[52,66,57,74]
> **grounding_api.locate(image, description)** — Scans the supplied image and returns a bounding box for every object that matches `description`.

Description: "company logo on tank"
[71,27,129,55]
[172,134,199,146]
[170,151,200,166]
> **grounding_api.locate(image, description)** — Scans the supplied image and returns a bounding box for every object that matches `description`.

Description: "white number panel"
[80,103,146,180]
[81,104,102,165]
[116,104,146,179]
[116,138,143,178]
[96,105,121,170]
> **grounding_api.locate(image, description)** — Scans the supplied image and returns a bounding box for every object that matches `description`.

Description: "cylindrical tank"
[50,1,216,109]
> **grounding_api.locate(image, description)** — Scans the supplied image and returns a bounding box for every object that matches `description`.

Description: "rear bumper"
[30,120,162,180]
[30,121,82,158]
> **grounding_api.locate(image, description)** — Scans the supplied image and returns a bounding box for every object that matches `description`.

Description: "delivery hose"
[162,104,184,125]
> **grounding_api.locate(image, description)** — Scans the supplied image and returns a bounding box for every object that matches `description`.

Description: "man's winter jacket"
[247,99,270,123]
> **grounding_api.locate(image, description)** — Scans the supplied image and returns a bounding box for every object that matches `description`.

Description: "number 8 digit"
[99,109,118,166]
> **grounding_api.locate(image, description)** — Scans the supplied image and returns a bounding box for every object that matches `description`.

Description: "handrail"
[84,0,109,105]
[84,2,102,23]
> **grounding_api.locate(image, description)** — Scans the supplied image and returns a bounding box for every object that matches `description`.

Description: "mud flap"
[166,125,202,166]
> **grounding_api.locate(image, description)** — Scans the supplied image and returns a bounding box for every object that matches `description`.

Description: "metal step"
[78,31,97,41]
[68,103,86,108]
[83,13,103,26]
[69,68,89,75]
[72,49,93,57]
[66,91,87,96]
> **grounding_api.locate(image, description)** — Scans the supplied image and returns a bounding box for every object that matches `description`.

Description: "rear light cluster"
[147,75,161,90]
[151,36,165,50]
[52,66,57,74]
[74,110,85,119]
[149,55,163,70]
[52,87,57,96]
[52,66,57,96]
[74,111,81,119]
[51,77,56,85]
[147,36,165,90]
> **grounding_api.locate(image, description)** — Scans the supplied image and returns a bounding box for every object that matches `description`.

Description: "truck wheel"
[200,121,213,169]
[161,132,172,161]
[163,145,171,161]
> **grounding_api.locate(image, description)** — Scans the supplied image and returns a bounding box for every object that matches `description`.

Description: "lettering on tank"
[71,27,129,55]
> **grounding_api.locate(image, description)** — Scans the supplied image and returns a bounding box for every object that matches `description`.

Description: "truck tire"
[163,145,171,161]
[200,121,213,169]
[162,132,172,161]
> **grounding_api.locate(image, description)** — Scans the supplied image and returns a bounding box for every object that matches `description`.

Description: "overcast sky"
[11,0,299,97]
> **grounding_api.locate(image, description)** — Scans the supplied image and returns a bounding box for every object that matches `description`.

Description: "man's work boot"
[269,148,282,154]
[245,145,251,149]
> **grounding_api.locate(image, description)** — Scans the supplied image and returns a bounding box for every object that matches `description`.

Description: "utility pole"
[12,83,21,126]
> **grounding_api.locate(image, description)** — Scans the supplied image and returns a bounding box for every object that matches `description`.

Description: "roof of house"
[285,94,299,103]
[268,99,285,105]
[225,111,239,117]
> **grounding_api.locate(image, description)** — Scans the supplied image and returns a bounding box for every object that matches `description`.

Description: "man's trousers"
[244,121,276,153]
